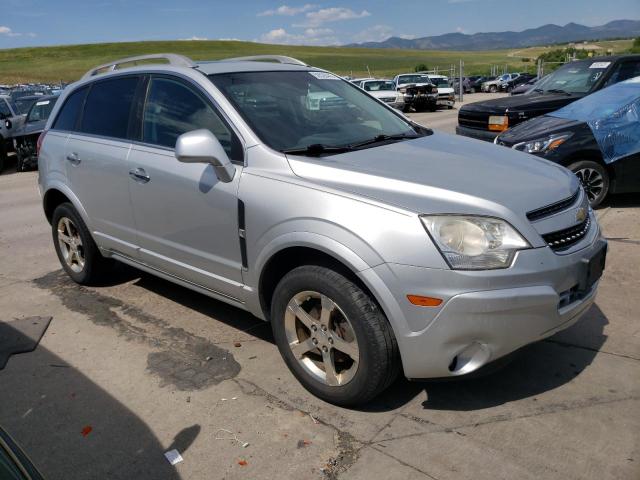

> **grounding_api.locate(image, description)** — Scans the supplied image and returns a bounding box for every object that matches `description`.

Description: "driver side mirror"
[175,129,236,183]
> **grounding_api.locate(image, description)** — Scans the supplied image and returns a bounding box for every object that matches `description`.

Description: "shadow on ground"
[0,322,183,480]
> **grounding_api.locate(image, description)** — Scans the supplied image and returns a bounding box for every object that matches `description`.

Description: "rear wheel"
[567,160,609,208]
[52,203,112,284]
[271,266,400,406]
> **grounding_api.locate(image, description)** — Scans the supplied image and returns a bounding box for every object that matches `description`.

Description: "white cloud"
[258,4,317,17]
[297,7,371,27]
[180,36,209,41]
[0,25,22,37]
[257,27,339,46]
[351,24,393,43]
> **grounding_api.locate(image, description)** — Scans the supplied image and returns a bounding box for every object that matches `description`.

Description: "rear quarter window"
[52,86,89,131]
[80,76,139,139]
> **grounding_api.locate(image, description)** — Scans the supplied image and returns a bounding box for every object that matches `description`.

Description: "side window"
[142,77,242,162]
[604,61,640,87]
[53,86,89,131]
[80,76,139,139]
[0,99,12,118]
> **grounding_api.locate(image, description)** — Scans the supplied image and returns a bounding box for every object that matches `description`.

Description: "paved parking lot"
[0,101,639,480]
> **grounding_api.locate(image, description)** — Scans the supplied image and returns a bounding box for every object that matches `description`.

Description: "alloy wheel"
[284,291,360,386]
[57,217,85,273]
[575,168,604,203]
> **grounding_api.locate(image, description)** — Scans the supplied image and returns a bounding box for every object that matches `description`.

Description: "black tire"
[271,266,400,406]
[567,160,609,208]
[0,136,6,173]
[489,85,497,93]
[447,105,453,110]
[51,202,112,285]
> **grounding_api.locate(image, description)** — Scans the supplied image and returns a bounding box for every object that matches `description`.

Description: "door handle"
[66,152,81,165]
[129,167,150,183]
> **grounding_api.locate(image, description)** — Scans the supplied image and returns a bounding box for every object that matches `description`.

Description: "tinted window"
[53,86,88,131]
[80,77,138,139]
[142,77,242,162]
[604,61,640,87]
[0,99,11,118]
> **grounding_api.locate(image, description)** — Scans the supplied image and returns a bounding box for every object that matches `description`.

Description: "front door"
[127,75,245,300]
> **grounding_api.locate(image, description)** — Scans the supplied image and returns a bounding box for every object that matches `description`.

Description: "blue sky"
[1,0,638,48]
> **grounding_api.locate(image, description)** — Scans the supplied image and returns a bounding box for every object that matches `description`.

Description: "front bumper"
[456,124,499,142]
[362,220,606,379]
[437,98,455,107]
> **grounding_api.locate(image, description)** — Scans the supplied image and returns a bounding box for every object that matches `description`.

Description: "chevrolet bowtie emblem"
[576,207,587,223]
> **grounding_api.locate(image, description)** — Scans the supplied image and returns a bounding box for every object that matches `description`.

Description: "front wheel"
[489,85,497,93]
[567,160,609,208]
[271,266,400,406]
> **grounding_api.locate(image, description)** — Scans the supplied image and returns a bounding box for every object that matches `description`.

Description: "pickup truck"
[457,55,640,142]
[392,74,438,112]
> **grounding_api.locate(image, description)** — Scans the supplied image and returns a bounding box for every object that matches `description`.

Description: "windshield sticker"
[590,62,611,69]
[35,101,50,106]
[309,71,339,80]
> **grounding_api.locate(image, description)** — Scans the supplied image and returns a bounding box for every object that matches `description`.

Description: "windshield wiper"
[281,143,354,156]
[546,88,572,95]
[348,133,421,150]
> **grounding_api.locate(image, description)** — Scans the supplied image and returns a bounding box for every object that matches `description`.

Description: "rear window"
[53,86,88,131]
[80,76,139,139]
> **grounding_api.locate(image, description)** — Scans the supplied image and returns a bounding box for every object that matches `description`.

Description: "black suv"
[456,55,640,141]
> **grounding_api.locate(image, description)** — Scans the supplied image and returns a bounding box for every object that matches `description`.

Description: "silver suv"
[38,54,607,405]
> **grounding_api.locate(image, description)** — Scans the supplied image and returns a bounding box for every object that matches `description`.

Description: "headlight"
[513,133,572,154]
[421,215,530,269]
[488,115,509,132]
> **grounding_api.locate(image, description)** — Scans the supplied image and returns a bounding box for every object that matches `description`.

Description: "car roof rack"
[218,55,308,66]
[81,53,196,80]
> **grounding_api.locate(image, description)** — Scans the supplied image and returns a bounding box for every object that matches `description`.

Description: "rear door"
[127,75,245,299]
[63,75,141,258]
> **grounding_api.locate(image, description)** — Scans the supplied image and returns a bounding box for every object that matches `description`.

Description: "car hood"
[497,115,584,145]
[368,90,398,99]
[287,131,578,221]
[461,92,583,115]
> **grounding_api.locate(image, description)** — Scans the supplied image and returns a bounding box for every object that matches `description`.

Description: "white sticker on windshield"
[590,62,611,69]
[35,101,50,106]
[309,71,339,80]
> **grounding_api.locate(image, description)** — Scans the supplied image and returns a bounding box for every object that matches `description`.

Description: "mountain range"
[347,20,640,51]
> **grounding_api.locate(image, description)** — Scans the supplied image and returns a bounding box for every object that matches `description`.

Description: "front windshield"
[534,61,610,94]
[27,98,57,122]
[209,71,418,152]
[398,75,430,85]
[363,81,395,91]
[14,98,38,115]
[431,78,449,88]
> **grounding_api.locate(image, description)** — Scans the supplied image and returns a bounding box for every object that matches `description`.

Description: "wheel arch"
[42,185,90,226]
[563,149,616,191]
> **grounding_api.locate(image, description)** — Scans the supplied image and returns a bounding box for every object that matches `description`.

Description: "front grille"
[458,110,488,130]
[526,189,580,221]
[542,217,591,251]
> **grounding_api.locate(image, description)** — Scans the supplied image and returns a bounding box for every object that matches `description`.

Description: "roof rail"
[219,55,308,66]
[81,53,196,80]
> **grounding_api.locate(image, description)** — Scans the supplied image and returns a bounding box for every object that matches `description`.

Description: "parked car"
[510,76,542,96]
[39,53,606,406]
[427,75,455,109]
[501,73,536,92]
[496,77,640,207]
[392,73,438,112]
[0,95,27,172]
[482,73,519,93]
[457,55,640,142]
[12,95,59,171]
[0,426,45,480]
[356,79,405,110]
[454,76,483,94]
